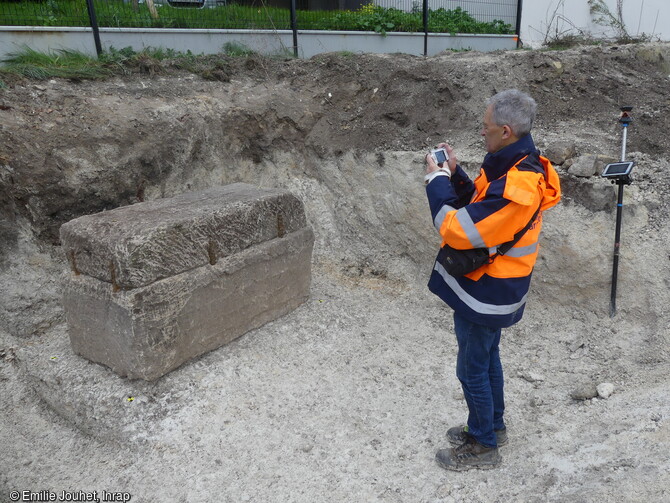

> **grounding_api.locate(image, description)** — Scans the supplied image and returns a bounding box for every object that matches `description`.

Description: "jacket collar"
[481,133,538,181]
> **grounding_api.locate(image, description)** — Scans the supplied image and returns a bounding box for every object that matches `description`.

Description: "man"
[424,89,561,471]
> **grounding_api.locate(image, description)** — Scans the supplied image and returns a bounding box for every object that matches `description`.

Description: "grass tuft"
[223,42,257,58]
[2,46,111,80]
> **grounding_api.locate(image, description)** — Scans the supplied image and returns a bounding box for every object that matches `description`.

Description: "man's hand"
[425,143,457,175]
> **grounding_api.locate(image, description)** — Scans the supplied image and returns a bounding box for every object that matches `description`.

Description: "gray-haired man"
[424,89,561,470]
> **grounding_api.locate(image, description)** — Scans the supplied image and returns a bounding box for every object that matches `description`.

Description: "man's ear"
[501,125,512,139]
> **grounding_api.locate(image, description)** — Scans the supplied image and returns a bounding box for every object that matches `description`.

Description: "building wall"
[520,0,669,47]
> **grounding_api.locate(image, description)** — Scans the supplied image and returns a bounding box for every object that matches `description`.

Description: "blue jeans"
[453,312,505,448]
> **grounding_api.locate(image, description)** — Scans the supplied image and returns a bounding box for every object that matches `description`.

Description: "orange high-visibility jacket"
[426,135,561,328]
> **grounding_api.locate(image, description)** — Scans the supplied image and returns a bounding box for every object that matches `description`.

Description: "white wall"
[520,0,669,47]
[0,27,517,60]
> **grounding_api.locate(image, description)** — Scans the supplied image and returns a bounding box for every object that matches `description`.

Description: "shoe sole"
[436,457,502,471]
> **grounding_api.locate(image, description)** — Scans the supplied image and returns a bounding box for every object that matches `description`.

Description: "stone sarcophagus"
[60,183,314,381]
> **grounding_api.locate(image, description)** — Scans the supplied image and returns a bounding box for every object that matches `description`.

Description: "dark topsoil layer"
[1,43,669,257]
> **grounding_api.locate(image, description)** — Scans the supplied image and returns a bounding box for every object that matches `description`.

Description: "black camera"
[430,148,449,166]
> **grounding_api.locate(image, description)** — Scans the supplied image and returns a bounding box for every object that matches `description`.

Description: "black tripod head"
[602,161,634,185]
[619,106,633,125]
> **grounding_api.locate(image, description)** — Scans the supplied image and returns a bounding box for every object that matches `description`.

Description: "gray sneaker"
[436,436,502,471]
[447,425,508,447]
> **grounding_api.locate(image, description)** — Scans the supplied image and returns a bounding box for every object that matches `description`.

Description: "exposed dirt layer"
[1,43,669,502]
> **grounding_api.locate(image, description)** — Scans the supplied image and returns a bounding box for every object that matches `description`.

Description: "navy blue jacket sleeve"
[425,174,459,224]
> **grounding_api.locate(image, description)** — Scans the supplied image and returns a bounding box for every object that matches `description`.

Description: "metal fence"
[0,0,521,55]
[0,0,519,30]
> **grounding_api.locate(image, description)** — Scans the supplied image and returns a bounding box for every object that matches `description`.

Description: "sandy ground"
[1,43,670,502]
[2,266,668,503]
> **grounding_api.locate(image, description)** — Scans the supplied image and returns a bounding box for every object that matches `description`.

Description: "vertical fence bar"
[515,0,523,48]
[85,0,103,57]
[290,0,298,58]
[422,0,428,56]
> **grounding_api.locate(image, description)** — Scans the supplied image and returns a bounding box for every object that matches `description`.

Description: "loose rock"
[568,154,598,177]
[543,141,576,165]
[571,383,599,401]
[597,382,615,399]
[519,370,546,383]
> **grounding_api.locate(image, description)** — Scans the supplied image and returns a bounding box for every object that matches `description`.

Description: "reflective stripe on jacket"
[426,135,561,328]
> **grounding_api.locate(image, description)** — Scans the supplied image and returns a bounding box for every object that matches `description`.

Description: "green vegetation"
[0,46,112,79]
[587,0,651,43]
[0,45,297,83]
[588,0,629,41]
[222,42,257,57]
[0,1,512,35]
[301,5,510,35]
[0,46,181,80]
[542,34,600,50]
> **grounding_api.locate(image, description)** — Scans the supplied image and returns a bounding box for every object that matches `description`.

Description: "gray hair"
[487,89,537,137]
